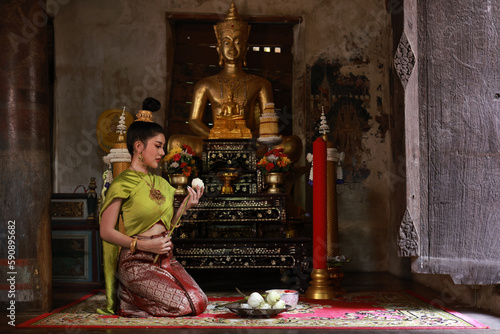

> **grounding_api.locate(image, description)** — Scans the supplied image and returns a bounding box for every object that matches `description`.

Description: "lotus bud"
[272,300,286,309]
[259,302,272,309]
[192,178,204,190]
[266,291,281,306]
[247,292,264,308]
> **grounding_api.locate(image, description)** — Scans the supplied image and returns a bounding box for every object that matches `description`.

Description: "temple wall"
[53,0,401,274]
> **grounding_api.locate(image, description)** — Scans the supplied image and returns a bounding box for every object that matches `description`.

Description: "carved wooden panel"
[397,209,418,257]
[414,0,500,284]
[394,31,415,90]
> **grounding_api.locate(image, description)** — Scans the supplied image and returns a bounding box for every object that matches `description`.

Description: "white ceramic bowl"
[265,289,299,308]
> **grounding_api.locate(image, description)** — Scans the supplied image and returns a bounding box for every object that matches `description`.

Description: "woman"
[99,119,207,317]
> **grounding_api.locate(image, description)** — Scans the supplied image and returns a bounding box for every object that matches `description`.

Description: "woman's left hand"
[184,185,204,210]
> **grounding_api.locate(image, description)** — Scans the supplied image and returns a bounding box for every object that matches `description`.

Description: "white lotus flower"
[191,177,204,190]
[272,300,286,309]
[266,154,278,162]
[247,292,264,308]
[266,291,281,306]
[259,302,272,309]
[240,303,251,309]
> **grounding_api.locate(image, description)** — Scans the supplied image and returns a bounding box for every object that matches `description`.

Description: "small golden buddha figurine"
[167,1,302,162]
[220,91,241,118]
[209,91,252,139]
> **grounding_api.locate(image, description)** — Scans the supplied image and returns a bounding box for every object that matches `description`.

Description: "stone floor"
[5,271,500,333]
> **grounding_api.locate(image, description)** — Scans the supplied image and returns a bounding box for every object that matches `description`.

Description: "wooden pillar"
[0,0,52,314]
[323,136,340,258]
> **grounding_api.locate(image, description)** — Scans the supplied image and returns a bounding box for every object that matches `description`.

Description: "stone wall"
[53,0,401,274]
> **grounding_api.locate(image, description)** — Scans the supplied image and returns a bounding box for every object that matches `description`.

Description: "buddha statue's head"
[214,1,251,66]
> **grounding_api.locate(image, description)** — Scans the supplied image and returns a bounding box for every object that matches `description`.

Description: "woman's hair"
[142,97,161,112]
[126,121,165,155]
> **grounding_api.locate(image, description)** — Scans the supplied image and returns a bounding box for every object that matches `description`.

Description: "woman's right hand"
[137,236,173,255]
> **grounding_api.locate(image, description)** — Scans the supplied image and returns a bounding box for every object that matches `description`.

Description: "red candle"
[313,137,327,269]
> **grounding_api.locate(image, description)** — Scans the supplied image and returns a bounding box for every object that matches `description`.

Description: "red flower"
[173,153,181,161]
[265,163,275,172]
[267,148,284,157]
[182,145,194,155]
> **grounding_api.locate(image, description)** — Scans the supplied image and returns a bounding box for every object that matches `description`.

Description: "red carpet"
[19,290,488,330]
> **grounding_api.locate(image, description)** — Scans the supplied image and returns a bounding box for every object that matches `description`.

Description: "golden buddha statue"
[167,1,302,162]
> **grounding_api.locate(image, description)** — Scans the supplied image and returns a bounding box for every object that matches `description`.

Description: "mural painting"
[307,59,371,183]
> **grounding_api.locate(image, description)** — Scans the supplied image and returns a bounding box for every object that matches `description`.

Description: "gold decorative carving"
[51,201,85,218]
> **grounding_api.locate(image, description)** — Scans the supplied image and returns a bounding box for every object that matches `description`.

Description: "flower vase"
[168,173,189,196]
[264,172,285,193]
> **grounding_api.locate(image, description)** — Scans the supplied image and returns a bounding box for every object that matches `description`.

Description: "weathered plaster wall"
[53,0,401,273]
[53,0,169,192]
[303,1,394,272]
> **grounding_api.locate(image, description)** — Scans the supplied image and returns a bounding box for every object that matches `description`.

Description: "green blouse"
[97,169,176,315]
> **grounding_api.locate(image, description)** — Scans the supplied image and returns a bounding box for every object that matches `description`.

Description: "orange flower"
[182,166,192,176]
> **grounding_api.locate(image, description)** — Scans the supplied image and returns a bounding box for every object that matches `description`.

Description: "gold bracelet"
[130,237,138,254]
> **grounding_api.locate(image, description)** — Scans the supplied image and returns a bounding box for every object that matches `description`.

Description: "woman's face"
[138,133,165,169]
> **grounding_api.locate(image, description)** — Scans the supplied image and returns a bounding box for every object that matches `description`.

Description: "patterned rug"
[19,290,488,330]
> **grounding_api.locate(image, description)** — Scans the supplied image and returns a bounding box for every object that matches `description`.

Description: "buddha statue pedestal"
[171,191,311,291]
[209,118,252,140]
[202,139,259,196]
[168,138,312,291]
[173,193,287,238]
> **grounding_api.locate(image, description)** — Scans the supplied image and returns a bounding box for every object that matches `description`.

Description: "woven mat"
[19,290,488,329]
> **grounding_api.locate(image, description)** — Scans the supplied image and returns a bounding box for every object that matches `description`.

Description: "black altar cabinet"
[170,139,311,290]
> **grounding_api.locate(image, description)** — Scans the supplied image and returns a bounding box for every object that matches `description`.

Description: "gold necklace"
[215,73,253,103]
[130,165,166,205]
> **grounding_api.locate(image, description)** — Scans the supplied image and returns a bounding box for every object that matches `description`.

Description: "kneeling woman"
[99,120,207,317]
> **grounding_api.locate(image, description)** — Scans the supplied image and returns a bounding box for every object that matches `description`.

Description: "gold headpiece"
[135,97,160,122]
[135,110,154,122]
[214,1,250,44]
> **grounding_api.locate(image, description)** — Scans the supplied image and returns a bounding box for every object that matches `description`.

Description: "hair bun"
[142,97,161,112]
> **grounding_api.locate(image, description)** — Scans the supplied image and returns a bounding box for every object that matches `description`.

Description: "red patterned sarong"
[116,232,208,317]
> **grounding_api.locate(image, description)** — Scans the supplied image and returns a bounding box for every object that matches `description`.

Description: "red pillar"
[312,137,327,269]
[0,0,52,314]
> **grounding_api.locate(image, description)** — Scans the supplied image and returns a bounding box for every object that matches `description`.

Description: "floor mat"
[18,290,489,329]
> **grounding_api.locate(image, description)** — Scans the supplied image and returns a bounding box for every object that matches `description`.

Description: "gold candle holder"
[217,171,239,194]
[304,269,337,299]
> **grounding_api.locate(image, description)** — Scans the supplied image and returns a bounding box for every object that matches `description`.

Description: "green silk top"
[97,170,176,315]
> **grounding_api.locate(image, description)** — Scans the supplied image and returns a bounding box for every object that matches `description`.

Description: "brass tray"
[225,302,291,318]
